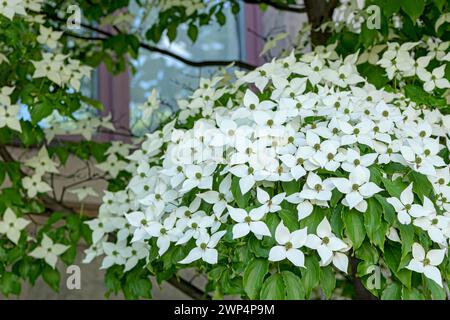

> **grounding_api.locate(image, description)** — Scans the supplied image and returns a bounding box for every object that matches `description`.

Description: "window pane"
[129,4,245,135]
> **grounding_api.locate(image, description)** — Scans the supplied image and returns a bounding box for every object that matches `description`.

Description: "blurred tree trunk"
[304,0,338,46]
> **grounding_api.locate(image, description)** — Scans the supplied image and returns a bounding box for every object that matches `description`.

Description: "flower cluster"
[0,86,21,132]
[90,45,450,289]
[31,53,91,90]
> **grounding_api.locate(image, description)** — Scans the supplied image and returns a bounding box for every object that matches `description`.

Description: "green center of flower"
[322,236,330,245]
[245,216,252,223]
[285,242,293,250]
[195,172,202,179]
[314,184,322,192]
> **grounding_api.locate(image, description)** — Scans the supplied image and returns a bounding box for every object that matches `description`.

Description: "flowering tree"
[0,0,449,300]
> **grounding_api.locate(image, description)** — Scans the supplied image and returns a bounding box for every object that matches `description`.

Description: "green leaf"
[320,266,336,299]
[42,265,60,292]
[0,272,21,296]
[127,277,152,299]
[381,177,407,198]
[215,11,226,25]
[281,180,299,195]
[398,223,415,259]
[381,283,401,300]
[365,198,382,245]
[300,206,325,234]
[167,23,178,42]
[80,95,104,111]
[301,256,320,299]
[279,209,299,231]
[187,24,198,42]
[404,84,447,107]
[401,0,425,23]
[375,195,396,224]
[343,209,365,249]
[281,271,305,300]
[243,258,269,299]
[260,273,285,300]
[231,176,250,208]
[407,171,433,201]
[425,277,446,300]
[30,102,53,124]
[434,0,446,11]
[384,243,411,288]
[355,242,380,264]
[402,287,425,300]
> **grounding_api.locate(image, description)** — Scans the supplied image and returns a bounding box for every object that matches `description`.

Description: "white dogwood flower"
[0,208,30,244]
[255,188,286,214]
[305,217,347,264]
[299,172,335,202]
[227,206,271,239]
[0,104,21,132]
[29,234,69,269]
[0,0,26,20]
[406,243,446,287]
[22,174,52,198]
[418,65,450,92]
[387,183,433,224]
[179,230,226,264]
[268,221,307,267]
[332,166,383,212]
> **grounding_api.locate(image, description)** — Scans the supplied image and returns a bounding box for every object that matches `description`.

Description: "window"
[97,3,265,138]
[129,3,246,135]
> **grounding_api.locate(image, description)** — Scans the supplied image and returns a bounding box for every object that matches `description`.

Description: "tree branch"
[46,13,256,70]
[168,276,211,300]
[243,0,307,14]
